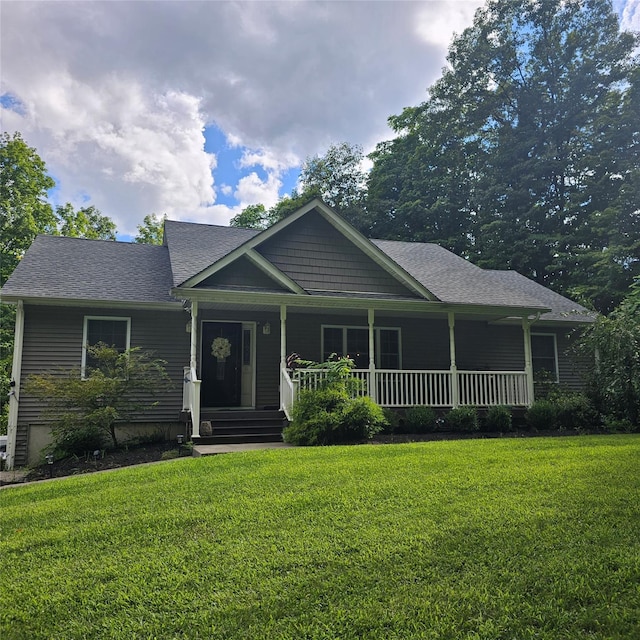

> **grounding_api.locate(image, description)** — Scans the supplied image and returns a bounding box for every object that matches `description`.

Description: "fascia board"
[172,286,550,317]
[178,201,319,288]
[313,202,438,301]
[0,295,183,311]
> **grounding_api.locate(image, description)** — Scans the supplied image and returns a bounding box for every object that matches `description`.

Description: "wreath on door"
[211,337,232,379]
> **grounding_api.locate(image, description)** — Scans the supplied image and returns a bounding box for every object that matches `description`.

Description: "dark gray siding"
[196,256,286,291]
[455,322,526,371]
[17,305,189,426]
[257,212,417,296]
[537,326,586,391]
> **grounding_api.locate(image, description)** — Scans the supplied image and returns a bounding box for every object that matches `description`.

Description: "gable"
[255,210,420,297]
[195,255,291,292]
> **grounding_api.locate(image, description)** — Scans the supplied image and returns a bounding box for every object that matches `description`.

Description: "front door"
[201,322,243,407]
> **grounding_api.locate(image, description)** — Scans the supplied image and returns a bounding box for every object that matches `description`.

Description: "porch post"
[280,304,287,369]
[190,301,201,438]
[368,308,376,401]
[522,317,535,406]
[190,300,198,370]
[6,300,24,470]
[448,312,458,408]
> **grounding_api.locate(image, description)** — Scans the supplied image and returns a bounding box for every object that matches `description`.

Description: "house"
[1,199,593,468]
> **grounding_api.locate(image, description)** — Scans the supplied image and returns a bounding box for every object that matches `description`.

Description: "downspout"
[368,308,376,401]
[448,311,458,408]
[6,300,25,470]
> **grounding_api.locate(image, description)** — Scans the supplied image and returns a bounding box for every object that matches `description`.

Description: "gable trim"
[245,249,308,294]
[178,199,438,301]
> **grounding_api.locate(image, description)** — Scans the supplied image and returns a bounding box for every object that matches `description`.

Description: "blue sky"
[1,0,638,238]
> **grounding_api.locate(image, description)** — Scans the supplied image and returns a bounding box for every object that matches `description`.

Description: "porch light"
[262,322,271,335]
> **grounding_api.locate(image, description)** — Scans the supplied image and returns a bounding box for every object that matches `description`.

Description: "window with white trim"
[82,316,131,375]
[531,333,558,382]
[321,326,401,369]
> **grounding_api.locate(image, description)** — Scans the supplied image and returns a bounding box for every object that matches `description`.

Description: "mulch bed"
[24,442,191,482]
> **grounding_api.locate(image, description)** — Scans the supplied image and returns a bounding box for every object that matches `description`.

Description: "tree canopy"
[134,213,167,245]
[367,0,640,312]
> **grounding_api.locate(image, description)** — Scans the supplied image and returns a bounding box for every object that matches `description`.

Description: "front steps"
[192,410,286,445]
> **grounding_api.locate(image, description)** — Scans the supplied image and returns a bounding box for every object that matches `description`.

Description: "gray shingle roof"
[371,239,545,309]
[485,270,595,322]
[1,235,175,304]
[164,220,259,287]
[1,216,591,322]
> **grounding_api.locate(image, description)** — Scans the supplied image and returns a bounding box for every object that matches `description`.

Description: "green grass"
[1,435,639,639]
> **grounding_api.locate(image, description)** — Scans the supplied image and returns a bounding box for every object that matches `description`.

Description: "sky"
[1,0,639,239]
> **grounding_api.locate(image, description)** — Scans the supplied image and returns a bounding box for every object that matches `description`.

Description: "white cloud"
[235,172,283,209]
[616,0,640,30]
[0,0,484,231]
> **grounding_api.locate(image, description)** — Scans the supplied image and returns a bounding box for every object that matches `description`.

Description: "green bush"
[283,386,387,446]
[444,407,479,432]
[404,406,438,433]
[483,405,513,432]
[381,408,400,433]
[525,399,558,430]
[554,393,598,430]
[48,422,106,459]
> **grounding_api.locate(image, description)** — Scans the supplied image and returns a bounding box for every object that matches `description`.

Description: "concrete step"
[194,432,284,445]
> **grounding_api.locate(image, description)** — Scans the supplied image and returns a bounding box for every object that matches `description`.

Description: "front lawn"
[1,435,639,639]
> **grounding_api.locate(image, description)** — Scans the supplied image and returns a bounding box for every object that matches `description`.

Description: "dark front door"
[202,322,243,407]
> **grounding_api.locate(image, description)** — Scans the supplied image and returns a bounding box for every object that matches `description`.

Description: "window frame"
[531,332,559,383]
[320,324,402,369]
[82,316,131,378]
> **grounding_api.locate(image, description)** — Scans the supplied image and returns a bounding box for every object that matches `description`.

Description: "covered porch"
[180,294,538,434]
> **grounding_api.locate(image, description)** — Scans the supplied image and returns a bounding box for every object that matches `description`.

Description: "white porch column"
[190,300,198,370]
[368,308,377,401]
[6,300,24,470]
[522,317,535,406]
[189,301,201,438]
[448,311,458,408]
[280,304,287,369]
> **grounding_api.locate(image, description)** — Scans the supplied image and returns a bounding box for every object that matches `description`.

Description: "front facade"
[1,200,593,468]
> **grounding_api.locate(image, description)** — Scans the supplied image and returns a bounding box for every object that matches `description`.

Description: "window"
[82,316,131,375]
[531,333,558,382]
[321,326,401,369]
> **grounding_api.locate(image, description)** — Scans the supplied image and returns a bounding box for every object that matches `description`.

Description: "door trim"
[200,320,256,410]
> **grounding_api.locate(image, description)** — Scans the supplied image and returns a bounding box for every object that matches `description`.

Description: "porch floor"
[192,442,294,457]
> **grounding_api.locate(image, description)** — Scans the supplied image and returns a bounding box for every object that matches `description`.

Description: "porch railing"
[183,366,201,438]
[282,368,530,410]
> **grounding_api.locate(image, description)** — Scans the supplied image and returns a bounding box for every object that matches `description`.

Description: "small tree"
[25,345,172,452]
[576,278,640,426]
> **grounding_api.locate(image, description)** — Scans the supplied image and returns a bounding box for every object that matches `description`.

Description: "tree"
[367,0,640,311]
[229,204,269,230]
[230,143,368,231]
[1,132,57,435]
[300,142,368,232]
[55,203,117,240]
[25,345,172,452]
[0,132,57,285]
[135,213,167,245]
[576,278,640,427]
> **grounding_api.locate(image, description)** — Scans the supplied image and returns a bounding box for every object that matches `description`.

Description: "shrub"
[283,385,387,446]
[554,393,598,430]
[339,396,388,441]
[47,422,106,459]
[525,399,558,430]
[381,408,400,434]
[483,405,513,432]
[444,407,479,432]
[404,406,438,433]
